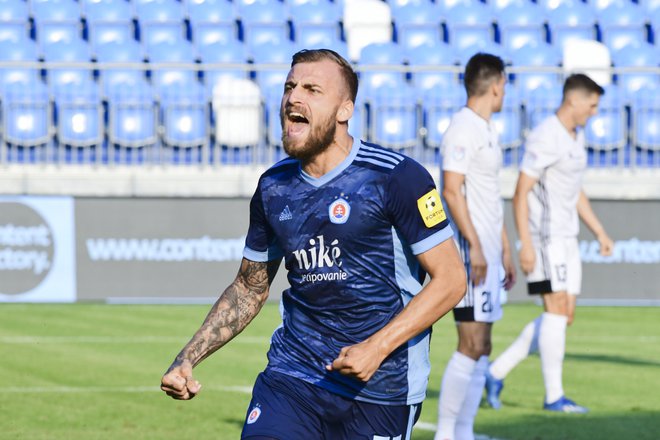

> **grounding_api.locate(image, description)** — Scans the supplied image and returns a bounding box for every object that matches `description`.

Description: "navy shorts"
[241,369,421,440]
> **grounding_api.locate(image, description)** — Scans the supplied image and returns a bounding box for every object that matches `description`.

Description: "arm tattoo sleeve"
[171,258,280,369]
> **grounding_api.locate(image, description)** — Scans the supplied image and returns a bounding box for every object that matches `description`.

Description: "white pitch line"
[0,335,270,344]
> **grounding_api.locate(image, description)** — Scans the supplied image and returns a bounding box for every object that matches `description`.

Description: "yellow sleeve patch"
[417,188,447,228]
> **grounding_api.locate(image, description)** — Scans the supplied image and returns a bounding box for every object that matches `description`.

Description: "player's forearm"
[171,260,272,369]
[369,274,466,357]
[577,191,606,238]
[513,187,533,245]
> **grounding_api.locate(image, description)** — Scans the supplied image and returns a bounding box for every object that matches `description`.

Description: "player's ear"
[337,99,354,124]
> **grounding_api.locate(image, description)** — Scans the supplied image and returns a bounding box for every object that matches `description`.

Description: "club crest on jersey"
[246,406,261,425]
[417,188,447,228]
[329,198,351,224]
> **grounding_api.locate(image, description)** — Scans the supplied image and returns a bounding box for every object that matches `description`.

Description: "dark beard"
[281,114,336,163]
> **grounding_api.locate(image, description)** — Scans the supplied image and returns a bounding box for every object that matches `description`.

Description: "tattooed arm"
[160,257,280,400]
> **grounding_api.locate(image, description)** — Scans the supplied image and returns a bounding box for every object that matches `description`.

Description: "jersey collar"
[299,138,360,188]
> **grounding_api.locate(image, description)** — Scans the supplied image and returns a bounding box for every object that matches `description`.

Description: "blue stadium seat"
[456,40,509,67]
[358,42,407,92]
[612,42,660,99]
[107,80,158,162]
[510,42,563,95]
[159,82,209,162]
[199,40,250,93]
[251,40,296,91]
[293,40,350,62]
[536,0,573,11]
[598,3,646,52]
[366,84,419,151]
[421,86,466,163]
[524,84,562,128]
[54,82,103,152]
[394,1,443,50]
[1,82,52,151]
[85,0,134,50]
[239,0,290,47]
[349,94,366,142]
[445,3,494,51]
[0,38,41,87]
[136,0,185,47]
[496,2,546,51]
[492,87,523,149]
[547,2,597,48]
[0,0,29,43]
[633,88,660,153]
[147,41,198,92]
[188,0,237,48]
[585,85,627,167]
[406,42,458,91]
[32,0,81,45]
[96,40,146,97]
[290,1,341,47]
[42,38,93,91]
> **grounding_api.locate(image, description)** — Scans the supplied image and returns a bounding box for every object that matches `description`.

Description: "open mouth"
[285,111,310,137]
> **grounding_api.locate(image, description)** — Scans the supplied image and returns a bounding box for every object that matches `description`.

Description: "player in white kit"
[485,74,614,413]
[434,53,516,440]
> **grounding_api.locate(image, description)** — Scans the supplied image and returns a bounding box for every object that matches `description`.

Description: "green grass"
[1,303,659,439]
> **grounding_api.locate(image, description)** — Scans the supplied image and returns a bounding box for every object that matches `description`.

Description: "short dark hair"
[562,73,605,100]
[463,53,505,98]
[291,49,359,103]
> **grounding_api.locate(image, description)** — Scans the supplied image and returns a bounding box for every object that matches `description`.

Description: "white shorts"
[527,237,582,295]
[454,236,504,323]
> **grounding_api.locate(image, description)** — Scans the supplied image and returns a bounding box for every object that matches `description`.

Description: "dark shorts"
[241,369,421,440]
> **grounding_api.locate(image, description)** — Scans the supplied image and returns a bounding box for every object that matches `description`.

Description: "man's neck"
[467,98,493,122]
[556,106,577,138]
[301,133,354,178]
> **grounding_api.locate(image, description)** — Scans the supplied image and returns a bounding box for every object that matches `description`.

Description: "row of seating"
[1,77,658,167]
[1,0,659,57]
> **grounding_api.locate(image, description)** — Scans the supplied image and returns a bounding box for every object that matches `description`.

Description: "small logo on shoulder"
[417,188,446,228]
[247,406,262,424]
[329,198,351,224]
[279,205,293,222]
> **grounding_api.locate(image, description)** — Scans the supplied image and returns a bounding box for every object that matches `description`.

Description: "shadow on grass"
[566,353,660,368]
[413,410,660,440]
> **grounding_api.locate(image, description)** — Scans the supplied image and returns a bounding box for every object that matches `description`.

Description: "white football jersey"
[520,115,587,239]
[442,107,504,262]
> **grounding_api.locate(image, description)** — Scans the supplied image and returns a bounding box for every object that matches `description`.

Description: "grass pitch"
[1,302,659,440]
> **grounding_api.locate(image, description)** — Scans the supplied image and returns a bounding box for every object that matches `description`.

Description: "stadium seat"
[107,80,158,163]
[510,42,563,95]
[445,3,494,51]
[2,82,52,151]
[358,42,407,92]
[85,0,134,51]
[293,40,350,62]
[343,0,393,61]
[96,40,146,97]
[54,82,103,153]
[349,94,366,142]
[136,0,185,47]
[547,2,597,49]
[612,42,660,99]
[563,39,612,87]
[290,1,341,48]
[32,0,82,45]
[456,40,509,67]
[199,40,250,93]
[524,84,562,128]
[265,89,282,150]
[188,0,237,48]
[251,40,296,91]
[147,41,198,92]
[239,0,290,47]
[0,38,41,87]
[598,3,646,52]
[42,38,93,91]
[536,0,573,11]
[492,87,523,149]
[159,82,209,163]
[585,85,626,151]
[496,2,546,51]
[406,42,458,91]
[421,86,466,163]
[211,77,262,149]
[0,0,29,43]
[393,1,443,50]
[366,84,420,151]
[633,88,660,153]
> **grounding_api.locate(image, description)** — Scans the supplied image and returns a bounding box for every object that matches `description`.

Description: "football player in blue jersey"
[161,49,467,440]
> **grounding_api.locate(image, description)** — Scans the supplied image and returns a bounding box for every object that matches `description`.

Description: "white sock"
[455,355,488,440]
[435,351,476,440]
[539,312,568,404]
[489,315,542,380]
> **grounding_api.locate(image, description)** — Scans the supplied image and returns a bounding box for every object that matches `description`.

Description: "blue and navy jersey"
[243,140,453,405]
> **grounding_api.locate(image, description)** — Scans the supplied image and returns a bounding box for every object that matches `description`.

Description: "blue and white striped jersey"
[244,140,453,405]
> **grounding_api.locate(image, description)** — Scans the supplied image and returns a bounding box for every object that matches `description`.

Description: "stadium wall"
[1,194,659,305]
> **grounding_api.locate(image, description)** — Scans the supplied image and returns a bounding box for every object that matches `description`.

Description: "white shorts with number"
[527,237,582,295]
[453,237,504,323]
